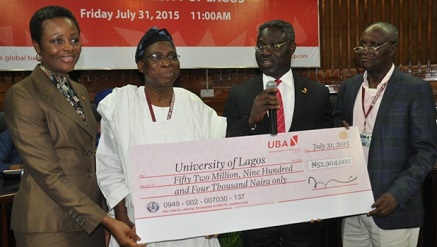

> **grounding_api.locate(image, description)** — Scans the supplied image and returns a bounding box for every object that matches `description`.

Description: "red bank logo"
[267,135,299,149]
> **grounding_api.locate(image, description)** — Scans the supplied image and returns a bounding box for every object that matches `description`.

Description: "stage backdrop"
[0,0,320,70]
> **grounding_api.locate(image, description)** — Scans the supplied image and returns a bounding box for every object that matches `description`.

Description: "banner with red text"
[0,0,320,70]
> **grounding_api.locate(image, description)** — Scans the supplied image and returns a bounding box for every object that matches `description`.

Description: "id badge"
[360,131,372,147]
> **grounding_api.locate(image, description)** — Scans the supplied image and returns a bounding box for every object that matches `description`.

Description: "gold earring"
[36,53,41,61]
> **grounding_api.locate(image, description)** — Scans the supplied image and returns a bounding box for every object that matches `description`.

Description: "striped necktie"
[276,79,286,133]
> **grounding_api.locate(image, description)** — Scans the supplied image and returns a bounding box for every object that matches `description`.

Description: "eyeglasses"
[144,53,180,63]
[255,40,290,52]
[353,42,390,54]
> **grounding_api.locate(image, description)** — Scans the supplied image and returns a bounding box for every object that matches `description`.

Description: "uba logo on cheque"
[267,135,298,149]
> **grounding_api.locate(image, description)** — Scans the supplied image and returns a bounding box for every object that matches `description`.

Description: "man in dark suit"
[223,19,332,247]
[0,129,22,173]
[333,22,437,246]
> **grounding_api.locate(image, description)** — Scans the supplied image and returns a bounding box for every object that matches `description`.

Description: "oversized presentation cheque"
[128,126,374,243]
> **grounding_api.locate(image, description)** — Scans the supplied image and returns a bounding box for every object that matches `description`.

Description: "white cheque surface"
[128,126,373,243]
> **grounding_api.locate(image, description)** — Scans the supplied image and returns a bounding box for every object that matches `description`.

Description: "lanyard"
[145,89,175,122]
[361,82,387,131]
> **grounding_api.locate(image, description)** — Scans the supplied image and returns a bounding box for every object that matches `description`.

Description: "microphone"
[266,80,277,135]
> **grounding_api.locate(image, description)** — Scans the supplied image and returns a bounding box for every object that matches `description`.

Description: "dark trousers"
[242,222,324,247]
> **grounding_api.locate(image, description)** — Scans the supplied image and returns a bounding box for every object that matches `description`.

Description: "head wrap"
[135,26,174,63]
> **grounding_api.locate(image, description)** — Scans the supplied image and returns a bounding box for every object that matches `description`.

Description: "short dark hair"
[29,6,80,44]
[258,20,295,43]
[367,22,399,44]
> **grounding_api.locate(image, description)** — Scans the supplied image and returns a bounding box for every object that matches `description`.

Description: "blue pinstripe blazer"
[332,67,437,229]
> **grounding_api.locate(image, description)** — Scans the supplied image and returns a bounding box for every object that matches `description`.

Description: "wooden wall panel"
[319,0,437,70]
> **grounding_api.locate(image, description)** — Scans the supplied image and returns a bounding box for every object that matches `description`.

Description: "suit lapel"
[251,76,264,96]
[346,76,363,124]
[290,75,305,131]
[70,81,96,134]
[373,68,403,131]
[31,67,94,137]
[251,76,270,132]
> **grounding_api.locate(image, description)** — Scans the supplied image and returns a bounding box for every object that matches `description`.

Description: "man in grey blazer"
[333,22,437,246]
[223,19,332,247]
